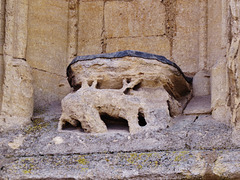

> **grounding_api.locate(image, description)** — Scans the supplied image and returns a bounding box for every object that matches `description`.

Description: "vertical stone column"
[228,0,240,145]
[0,0,33,130]
[0,0,6,113]
[192,0,210,96]
[198,0,208,71]
[67,0,79,65]
[210,0,232,124]
[227,0,240,125]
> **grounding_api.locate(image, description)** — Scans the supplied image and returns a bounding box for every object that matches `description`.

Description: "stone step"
[183,95,211,115]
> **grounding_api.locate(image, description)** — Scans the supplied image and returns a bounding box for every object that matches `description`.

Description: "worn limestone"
[59,51,192,133]
[106,36,171,59]
[1,0,225,113]
[26,0,70,109]
[211,59,231,124]
[0,0,240,179]
[184,95,211,115]
[193,70,210,96]
[78,1,104,55]
[0,56,33,130]
[105,0,165,38]
[0,0,33,130]
[172,0,200,74]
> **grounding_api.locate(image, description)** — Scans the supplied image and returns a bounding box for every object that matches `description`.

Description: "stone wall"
[0,0,239,129]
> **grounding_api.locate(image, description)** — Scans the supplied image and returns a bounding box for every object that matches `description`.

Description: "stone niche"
[58,50,192,133]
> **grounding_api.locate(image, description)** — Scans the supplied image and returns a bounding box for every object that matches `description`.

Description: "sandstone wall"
[0,0,238,128]
[26,0,70,110]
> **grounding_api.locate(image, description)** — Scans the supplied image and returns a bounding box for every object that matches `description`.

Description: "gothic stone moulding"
[58,50,192,133]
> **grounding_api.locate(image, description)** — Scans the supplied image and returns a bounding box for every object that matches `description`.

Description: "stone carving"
[58,50,192,133]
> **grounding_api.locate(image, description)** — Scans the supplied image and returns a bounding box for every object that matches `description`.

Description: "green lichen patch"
[24,118,50,134]
[77,156,89,165]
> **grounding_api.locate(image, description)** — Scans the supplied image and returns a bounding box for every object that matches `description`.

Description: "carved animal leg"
[58,113,79,131]
[127,115,142,134]
[78,107,108,133]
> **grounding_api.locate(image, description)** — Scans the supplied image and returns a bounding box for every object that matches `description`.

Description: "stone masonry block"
[106,36,171,59]
[172,0,199,74]
[26,0,68,75]
[105,0,165,38]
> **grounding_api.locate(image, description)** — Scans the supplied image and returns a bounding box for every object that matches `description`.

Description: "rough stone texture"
[0,0,33,130]
[78,1,104,55]
[0,112,237,179]
[3,150,240,180]
[106,36,171,59]
[0,0,240,179]
[193,70,210,96]
[213,151,240,178]
[0,0,221,113]
[0,56,33,130]
[60,52,192,133]
[0,55,3,111]
[211,59,231,124]
[105,0,165,38]
[32,69,70,111]
[26,0,70,109]
[228,0,240,146]
[184,96,211,115]
[3,0,28,59]
[172,0,199,74]
[0,0,4,110]
[67,0,79,64]
[59,83,174,134]
[207,0,226,69]
[0,0,4,54]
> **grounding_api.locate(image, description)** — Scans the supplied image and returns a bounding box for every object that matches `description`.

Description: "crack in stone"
[185,115,199,149]
[107,34,166,40]
[101,1,107,53]
[32,67,65,78]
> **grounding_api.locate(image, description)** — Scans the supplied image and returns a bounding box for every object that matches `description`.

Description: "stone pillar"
[0,0,33,130]
[228,0,240,145]
[209,0,232,124]
[67,0,79,65]
[192,0,211,97]
[0,0,5,112]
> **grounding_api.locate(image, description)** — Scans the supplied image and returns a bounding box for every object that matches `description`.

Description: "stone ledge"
[1,150,240,179]
[0,112,239,179]
[0,115,234,158]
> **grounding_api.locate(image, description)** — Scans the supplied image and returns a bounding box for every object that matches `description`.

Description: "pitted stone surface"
[0,112,237,179]
[59,51,192,134]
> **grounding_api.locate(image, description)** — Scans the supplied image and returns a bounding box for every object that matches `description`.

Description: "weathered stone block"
[78,1,103,40]
[193,70,210,96]
[78,39,102,56]
[207,0,225,69]
[26,0,68,75]
[0,56,33,130]
[0,55,3,109]
[32,69,71,110]
[184,95,211,115]
[78,1,103,55]
[172,0,199,73]
[105,0,165,38]
[211,59,230,123]
[0,0,5,54]
[106,36,171,59]
[59,51,192,134]
[213,151,240,178]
